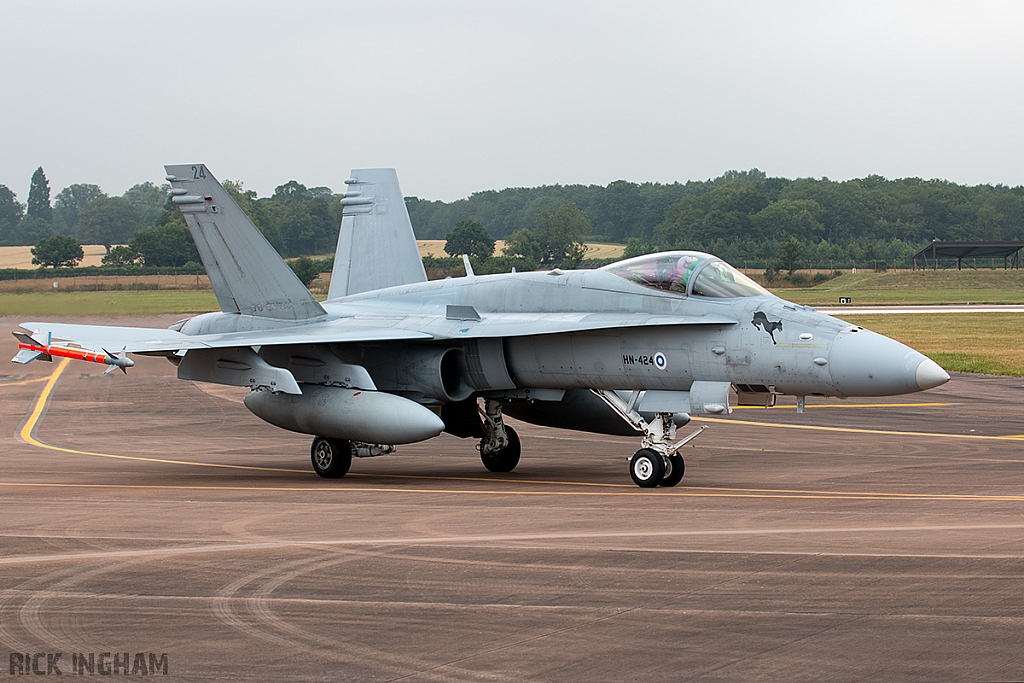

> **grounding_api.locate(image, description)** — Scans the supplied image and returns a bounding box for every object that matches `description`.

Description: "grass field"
[777,269,1024,305]
[0,290,220,316]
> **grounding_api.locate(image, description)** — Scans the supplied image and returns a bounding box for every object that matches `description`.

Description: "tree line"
[5,166,1024,273]
[0,169,344,268]
[408,169,1024,269]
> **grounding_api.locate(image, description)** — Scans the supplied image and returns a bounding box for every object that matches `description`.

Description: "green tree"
[222,179,262,226]
[501,227,542,267]
[122,181,168,226]
[54,184,105,234]
[774,234,805,273]
[0,184,24,225]
[288,256,321,287]
[272,180,312,205]
[0,184,24,245]
[752,198,824,242]
[444,219,495,259]
[534,203,589,268]
[813,239,840,270]
[27,167,52,222]
[101,245,142,266]
[8,216,53,246]
[129,220,200,266]
[589,180,642,241]
[77,196,142,251]
[31,234,83,268]
[622,237,649,259]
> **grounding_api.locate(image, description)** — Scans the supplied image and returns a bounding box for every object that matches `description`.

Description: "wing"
[21,310,733,354]
[19,320,432,354]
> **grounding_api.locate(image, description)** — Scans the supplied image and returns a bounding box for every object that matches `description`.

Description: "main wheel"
[480,425,521,473]
[659,453,685,487]
[629,448,664,488]
[311,437,352,478]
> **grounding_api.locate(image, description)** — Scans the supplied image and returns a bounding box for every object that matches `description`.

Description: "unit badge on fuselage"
[751,311,783,345]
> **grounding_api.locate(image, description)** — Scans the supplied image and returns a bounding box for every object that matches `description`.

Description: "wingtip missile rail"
[11,332,134,374]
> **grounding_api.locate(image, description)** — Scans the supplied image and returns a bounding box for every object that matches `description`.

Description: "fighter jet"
[13,165,950,487]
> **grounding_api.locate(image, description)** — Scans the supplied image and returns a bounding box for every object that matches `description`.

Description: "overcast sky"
[2,1,1023,202]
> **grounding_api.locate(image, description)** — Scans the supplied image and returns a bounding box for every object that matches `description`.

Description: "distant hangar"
[911,241,1024,270]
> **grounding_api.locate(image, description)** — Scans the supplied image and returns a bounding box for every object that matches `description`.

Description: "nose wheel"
[660,453,685,487]
[629,450,685,488]
[629,449,664,487]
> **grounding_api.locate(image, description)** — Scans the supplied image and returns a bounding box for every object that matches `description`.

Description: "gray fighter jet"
[14,165,949,487]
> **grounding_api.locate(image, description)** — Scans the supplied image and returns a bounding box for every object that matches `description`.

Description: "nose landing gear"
[592,389,707,488]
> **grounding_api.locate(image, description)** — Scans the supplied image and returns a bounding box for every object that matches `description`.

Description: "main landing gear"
[592,390,708,488]
[310,437,396,478]
[478,398,521,472]
[311,436,352,478]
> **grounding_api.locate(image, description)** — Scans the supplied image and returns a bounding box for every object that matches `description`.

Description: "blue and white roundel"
[654,352,667,370]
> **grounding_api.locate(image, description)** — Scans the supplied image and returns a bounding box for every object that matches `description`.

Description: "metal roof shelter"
[911,241,1024,270]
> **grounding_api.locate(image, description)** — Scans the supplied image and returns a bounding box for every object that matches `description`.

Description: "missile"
[244,384,445,444]
[11,332,134,374]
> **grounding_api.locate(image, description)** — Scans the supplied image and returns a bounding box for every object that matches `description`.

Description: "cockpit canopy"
[600,251,770,298]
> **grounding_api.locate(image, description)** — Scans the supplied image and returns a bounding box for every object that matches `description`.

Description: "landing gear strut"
[592,390,707,488]
[479,398,521,472]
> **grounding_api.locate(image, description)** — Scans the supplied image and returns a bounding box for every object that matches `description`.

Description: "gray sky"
[2,1,1023,202]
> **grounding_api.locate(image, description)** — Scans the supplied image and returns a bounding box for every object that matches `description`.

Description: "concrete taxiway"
[2,316,1024,681]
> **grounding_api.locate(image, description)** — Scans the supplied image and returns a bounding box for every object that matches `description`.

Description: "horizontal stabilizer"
[328,168,426,298]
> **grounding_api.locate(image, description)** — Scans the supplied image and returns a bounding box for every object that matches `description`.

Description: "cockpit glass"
[690,260,771,298]
[601,251,770,298]
[599,251,707,294]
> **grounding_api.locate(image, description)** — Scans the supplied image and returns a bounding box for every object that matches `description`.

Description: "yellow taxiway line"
[733,402,952,410]
[0,376,50,388]
[2,480,1024,501]
[11,355,1024,500]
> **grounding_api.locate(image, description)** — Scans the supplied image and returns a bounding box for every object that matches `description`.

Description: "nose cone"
[916,357,950,390]
[830,328,950,396]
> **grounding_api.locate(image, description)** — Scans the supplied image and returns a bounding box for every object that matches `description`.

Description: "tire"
[480,425,521,473]
[660,453,685,487]
[311,437,352,478]
[630,448,664,488]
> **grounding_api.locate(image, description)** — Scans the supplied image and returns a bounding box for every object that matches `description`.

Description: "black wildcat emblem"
[751,311,783,345]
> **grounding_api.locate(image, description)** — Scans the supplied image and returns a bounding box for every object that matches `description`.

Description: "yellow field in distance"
[0,245,110,269]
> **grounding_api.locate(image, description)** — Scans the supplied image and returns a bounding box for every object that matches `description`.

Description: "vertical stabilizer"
[328,168,427,298]
[164,164,325,321]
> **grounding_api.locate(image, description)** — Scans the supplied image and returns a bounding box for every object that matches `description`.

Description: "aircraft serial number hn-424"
[13,165,949,487]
